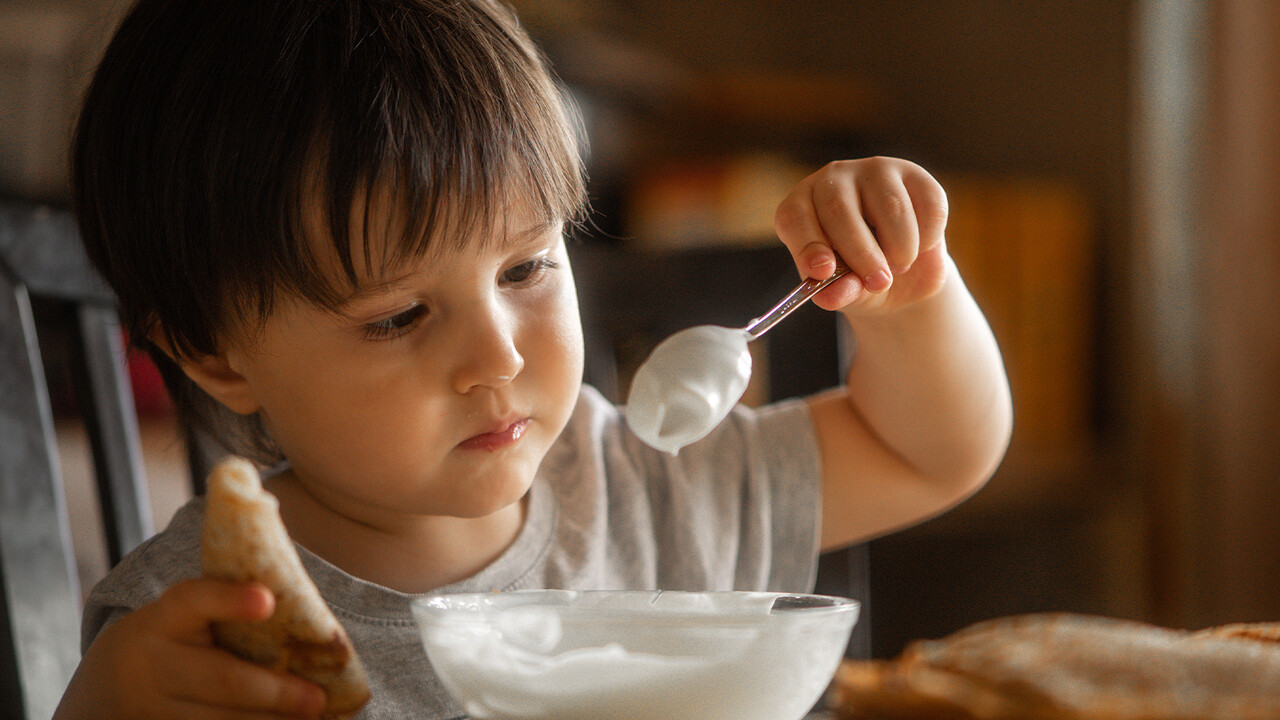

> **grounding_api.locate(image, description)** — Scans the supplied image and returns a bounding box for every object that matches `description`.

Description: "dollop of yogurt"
[625,325,752,454]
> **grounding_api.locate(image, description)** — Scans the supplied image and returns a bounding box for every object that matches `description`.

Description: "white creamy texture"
[624,325,753,454]
[414,592,855,720]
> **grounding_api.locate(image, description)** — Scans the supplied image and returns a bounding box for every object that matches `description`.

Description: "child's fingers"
[165,645,327,718]
[774,180,839,279]
[775,157,950,312]
[151,578,275,643]
[856,168,921,275]
[774,182,865,309]
[775,170,887,295]
[806,169,893,294]
[901,164,949,254]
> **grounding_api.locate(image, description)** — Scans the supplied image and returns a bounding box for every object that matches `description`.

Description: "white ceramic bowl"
[411,589,859,720]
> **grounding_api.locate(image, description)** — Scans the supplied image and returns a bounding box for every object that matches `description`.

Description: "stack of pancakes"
[828,613,1280,719]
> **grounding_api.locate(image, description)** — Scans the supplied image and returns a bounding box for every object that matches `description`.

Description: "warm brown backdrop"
[3,0,1278,655]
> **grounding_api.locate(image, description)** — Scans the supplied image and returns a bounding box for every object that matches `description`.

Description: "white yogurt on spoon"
[624,325,753,454]
[624,265,850,454]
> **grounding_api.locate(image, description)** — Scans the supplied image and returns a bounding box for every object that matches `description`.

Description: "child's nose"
[453,307,524,393]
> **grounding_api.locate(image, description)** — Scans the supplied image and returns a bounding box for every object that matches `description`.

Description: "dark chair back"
[0,200,155,720]
[570,240,871,658]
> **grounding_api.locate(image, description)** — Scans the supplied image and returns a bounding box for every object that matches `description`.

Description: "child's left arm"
[773,157,1013,551]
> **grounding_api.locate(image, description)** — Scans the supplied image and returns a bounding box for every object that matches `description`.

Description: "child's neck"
[263,470,527,594]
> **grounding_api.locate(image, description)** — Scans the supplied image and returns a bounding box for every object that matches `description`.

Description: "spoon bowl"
[625,265,849,453]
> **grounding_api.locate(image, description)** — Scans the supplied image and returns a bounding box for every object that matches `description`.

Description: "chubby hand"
[774,157,950,315]
[55,578,326,720]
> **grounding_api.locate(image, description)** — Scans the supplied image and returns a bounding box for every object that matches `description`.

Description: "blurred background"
[4,0,1278,658]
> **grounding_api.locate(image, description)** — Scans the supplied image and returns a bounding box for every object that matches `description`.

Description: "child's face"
[221,200,583,525]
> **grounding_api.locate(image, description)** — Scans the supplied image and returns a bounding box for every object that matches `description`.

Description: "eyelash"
[362,304,426,341]
[360,256,559,341]
[501,256,558,285]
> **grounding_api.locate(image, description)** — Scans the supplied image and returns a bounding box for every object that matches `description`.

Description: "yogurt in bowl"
[411,589,859,720]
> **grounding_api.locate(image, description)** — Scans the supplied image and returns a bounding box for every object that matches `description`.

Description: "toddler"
[55,0,1012,718]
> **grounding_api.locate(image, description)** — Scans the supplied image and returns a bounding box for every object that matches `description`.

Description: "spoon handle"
[744,264,852,340]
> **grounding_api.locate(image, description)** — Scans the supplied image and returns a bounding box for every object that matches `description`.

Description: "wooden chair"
[0,199,157,720]
[570,240,871,659]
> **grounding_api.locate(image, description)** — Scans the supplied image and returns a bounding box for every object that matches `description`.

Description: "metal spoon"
[744,264,851,340]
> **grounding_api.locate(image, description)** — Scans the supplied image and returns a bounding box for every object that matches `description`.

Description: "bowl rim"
[410,589,860,622]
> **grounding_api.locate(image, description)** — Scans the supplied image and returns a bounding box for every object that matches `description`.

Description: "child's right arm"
[54,578,327,720]
[772,157,1013,551]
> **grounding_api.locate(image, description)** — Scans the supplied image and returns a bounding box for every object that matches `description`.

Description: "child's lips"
[459,419,530,451]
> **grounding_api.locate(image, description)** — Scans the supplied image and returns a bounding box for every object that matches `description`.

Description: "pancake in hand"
[201,456,371,719]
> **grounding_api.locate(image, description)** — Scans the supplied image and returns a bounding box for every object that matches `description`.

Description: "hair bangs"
[274,0,587,310]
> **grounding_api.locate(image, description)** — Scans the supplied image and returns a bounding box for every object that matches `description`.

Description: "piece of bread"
[201,456,371,719]
[1193,621,1280,646]
[828,613,1280,720]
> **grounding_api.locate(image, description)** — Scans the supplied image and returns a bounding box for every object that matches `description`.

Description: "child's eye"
[362,303,426,340]
[501,255,558,285]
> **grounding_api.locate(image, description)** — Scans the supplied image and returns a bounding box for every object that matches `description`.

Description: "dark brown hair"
[73,0,586,465]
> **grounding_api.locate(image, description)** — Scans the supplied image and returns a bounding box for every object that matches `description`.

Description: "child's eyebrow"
[333,218,562,309]
[334,275,416,311]
[498,218,561,251]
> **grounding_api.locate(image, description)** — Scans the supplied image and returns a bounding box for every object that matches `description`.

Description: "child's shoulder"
[86,496,206,612]
[80,495,206,650]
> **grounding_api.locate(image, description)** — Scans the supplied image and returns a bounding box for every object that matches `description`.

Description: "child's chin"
[449,479,533,519]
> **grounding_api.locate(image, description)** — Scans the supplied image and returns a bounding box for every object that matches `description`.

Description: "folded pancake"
[1194,621,1280,645]
[829,613,1280,720]
[201,456,371,720]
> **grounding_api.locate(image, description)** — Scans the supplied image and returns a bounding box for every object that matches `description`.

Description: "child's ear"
[148,328,262,416]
